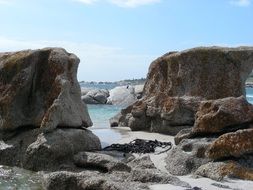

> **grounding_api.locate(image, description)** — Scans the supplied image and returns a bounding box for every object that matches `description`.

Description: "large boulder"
[0,48,92,131]
[0,48,101,171]
[143,47,253,99]
[0,128,101,171]
[116,47,253,134]
[107,85,137,107]
[81,89,109,104]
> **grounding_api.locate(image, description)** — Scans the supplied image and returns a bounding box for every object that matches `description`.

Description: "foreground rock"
[0,128,101,171]
[165,138,213,175]
[114,47,253,134]
[74,152,131,172]
[165,96,253,180]
[43,155,190,190]
[0,48,101,171]
[206,128,253,159]
[0,48,92,131]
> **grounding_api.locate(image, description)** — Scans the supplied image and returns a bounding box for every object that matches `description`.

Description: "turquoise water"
[246,87,253,104]
[88,104,125,148]
[80,83,118,90]
[0,166,44,190]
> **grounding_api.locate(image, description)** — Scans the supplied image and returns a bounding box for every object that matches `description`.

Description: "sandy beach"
[111,127,253,190]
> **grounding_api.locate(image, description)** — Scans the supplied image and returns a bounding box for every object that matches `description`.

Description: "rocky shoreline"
[0,46,253,190]
[81,84,144,107]
[111,47,253,182]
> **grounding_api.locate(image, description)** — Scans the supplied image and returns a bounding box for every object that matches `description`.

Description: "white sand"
[112,127,253,190]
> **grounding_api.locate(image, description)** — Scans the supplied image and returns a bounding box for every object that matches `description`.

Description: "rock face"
[165,138,213,175]
[0,48,101,171]
[0,48,92,131]
[165,96,253,180]
[206,128,253,159]
[107,85,137,107]
[0,128,101,171]
[74,152,131,172]
[43,155,190,190]
[81,89,109,104]
[116,47,253,134]
[106,46,253,181]
[193,96,253,135]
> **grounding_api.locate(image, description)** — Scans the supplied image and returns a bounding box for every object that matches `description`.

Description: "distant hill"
[79,78,146,86]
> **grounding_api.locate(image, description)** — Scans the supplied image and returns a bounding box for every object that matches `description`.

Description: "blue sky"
[0,0,252,81]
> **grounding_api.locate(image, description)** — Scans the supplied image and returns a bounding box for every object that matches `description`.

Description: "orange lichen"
[220,162,253,180]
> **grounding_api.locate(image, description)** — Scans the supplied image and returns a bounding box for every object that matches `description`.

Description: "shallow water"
[88,104,126,148]
[246,87,253,104]
[0,165,44,190]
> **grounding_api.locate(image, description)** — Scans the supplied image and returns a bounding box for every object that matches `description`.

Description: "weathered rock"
[135,84,144,99]
[107,85,137,106]
[81,89,109,104]
[143,47,253,99]
[0,128,101,171]
[206,128,253,160]
[165,138,213,175]
[194,162,228,181]
[74,152,131,172]
[116,47,253,134]
[80,87,90,96]
[43,171,149,190]
[174,128,193,145]
[109,112,122,127]
[0,48,92,132]
[130,168,190,187]
[193,96,253,135]
[79,176,149,190]
[128,155,156,170]
[195,160,253,181]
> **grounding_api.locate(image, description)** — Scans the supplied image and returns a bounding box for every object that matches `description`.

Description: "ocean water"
[88,104,124,148]
[80,83,118,90]
[246,87,253,104]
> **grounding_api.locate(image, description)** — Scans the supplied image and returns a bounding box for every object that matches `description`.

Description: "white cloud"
[0,0,14,5]
[74,0,98,5]
[108,0,160,8]
[230,0,251,7]
[0,36,156,81]
[74,0,161,8]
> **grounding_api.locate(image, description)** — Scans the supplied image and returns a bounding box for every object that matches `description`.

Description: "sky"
[0,0,253,81]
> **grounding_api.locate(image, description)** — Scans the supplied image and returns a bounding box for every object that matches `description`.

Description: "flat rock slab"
[74,152,131,172]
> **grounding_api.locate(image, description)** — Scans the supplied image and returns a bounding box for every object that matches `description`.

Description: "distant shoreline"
[79,78,146,87]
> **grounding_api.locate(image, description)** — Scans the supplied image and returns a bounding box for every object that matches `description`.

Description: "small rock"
[74,152,131,172]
